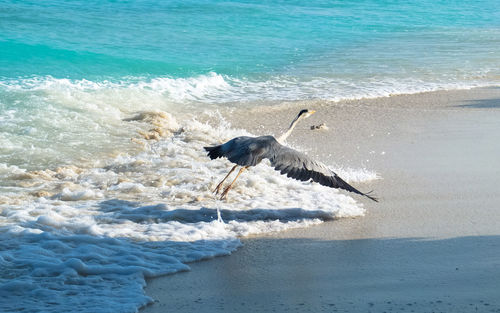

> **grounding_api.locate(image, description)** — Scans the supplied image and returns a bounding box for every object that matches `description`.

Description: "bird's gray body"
[212,136,279,167]
[205,135,377,201]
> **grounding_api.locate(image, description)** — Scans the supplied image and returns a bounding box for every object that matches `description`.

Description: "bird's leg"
[220,166,248,200]
[213,165,238,195]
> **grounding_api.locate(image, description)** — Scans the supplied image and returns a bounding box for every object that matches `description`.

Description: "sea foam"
[2,73,498,106]
[0,111,377,313]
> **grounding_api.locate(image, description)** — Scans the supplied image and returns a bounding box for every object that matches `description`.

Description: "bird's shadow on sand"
[97,199,334,224]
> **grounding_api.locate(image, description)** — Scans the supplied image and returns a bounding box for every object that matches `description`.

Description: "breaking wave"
[2,72,498,107]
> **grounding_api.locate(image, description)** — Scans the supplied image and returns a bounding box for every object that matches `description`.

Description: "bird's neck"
[277,115,301,144]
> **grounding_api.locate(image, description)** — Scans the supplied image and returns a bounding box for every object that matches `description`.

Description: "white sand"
[141,87,500,312]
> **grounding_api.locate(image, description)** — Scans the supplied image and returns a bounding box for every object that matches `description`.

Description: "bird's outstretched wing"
[262,138,378,202]
[204,135,378,202]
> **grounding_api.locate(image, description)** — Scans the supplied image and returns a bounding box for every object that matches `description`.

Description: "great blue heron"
[204,109,378,202]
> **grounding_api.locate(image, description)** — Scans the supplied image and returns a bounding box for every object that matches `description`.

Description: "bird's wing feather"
[262,139,378,202]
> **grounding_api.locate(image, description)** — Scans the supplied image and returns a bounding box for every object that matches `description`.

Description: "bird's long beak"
[309,110,316,114]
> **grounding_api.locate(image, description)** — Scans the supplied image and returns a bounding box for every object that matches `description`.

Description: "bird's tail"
[204,145,224,160]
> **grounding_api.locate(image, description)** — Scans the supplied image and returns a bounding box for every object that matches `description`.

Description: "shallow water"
[0,110,378,312]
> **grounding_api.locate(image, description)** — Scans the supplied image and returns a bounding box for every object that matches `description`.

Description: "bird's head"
[278,109,317,143]
[298,109,316,119]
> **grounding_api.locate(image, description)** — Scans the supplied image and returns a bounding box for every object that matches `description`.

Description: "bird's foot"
[213,183,223,195]
[219,186,231,200]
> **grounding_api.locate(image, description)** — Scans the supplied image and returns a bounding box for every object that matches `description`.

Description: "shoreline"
[141,87,500,312]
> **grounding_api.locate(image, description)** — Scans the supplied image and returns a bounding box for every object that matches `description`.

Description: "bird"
[204,109,378,202]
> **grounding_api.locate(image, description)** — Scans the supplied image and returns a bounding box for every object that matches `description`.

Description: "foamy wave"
[1,72,498,107]
[225,75,499,103]
[0,73,232,105]
[333,167,380,183]
[0,230,239,312]
[0,112,376,313]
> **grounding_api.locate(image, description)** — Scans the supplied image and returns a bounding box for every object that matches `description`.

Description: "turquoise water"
[2,0,499,80]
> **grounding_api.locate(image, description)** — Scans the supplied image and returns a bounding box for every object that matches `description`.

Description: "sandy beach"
[141,87,500,312]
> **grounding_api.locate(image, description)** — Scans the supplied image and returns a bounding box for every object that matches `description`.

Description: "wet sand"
[141,87,500,312]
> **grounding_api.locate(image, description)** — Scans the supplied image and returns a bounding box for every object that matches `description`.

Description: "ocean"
[0,0,499,312]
